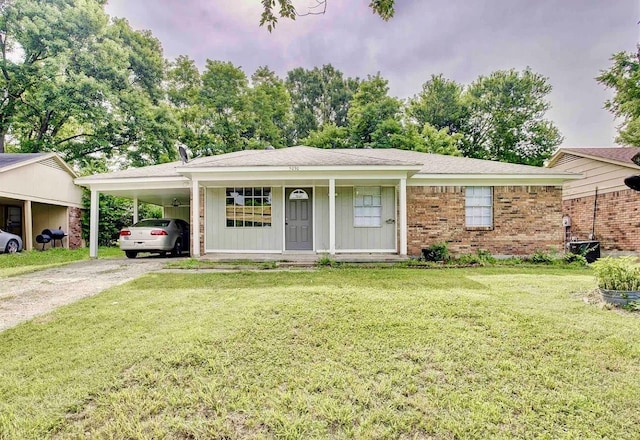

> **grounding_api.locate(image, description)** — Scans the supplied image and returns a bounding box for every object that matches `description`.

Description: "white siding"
[551,156,638,200]
[335,186,396,251]
[0,161,82,207]
[163,206,190,221]
[205,187,283,251]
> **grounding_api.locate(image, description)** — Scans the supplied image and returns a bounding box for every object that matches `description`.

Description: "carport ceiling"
[100,188,191,207]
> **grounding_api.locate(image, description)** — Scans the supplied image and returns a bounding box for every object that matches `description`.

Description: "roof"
[547,147,640,168]
[0,153,48,170]
[78,146,573,182]
[0,152,77,177]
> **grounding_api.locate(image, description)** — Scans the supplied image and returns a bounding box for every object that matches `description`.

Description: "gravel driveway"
[0,258,165,332]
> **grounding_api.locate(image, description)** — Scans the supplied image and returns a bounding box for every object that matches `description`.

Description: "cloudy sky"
[105,0,638,147]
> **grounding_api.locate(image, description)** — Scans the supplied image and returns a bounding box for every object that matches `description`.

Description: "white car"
[119,218,189,259]
[0,228,23,254]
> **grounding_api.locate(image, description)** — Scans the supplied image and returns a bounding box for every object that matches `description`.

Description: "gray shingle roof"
[78,146,575,181]
[0,153,47,171]
[557,147,640,165]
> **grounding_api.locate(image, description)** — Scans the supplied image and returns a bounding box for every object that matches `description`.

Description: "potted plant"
[590,256,640,306]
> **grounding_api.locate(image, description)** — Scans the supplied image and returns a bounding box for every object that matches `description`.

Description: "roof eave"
[409,173,582,186]
[547,149,640,170]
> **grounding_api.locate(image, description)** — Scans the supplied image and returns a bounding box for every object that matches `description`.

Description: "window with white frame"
[465,187,493,228]
[354,187,382,227]
[225,187,272,227]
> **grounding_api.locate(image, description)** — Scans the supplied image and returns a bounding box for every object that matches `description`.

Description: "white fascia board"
[180,169,415,183]
[177,164,421,174]
[74,176,190,191]
[408,173,582,186]
[0,191,83,208]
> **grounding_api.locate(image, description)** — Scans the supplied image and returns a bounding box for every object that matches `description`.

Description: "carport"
[75,161,192,258]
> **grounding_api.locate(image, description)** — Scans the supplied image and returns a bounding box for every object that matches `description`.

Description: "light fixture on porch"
[172,198,180,207]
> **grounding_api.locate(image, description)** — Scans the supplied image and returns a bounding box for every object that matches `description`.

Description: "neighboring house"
[75,146,579,258]
[547,147,640,255]
[0,153,83,250]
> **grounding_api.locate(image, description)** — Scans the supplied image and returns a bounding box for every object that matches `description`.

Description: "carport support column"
[399,177,407,256]
[24,200,33,251]
[89,189,99,258]
[133,196,139,224]
[329,178,336,255]
[191,179,200,257]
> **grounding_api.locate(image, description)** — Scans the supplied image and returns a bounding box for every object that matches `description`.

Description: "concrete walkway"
[0,258,165,332]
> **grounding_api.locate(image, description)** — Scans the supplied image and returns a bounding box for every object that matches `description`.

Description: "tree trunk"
[0,131,5,153]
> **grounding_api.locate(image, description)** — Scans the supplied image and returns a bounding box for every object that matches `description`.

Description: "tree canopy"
[259,0,395,31]
[597,49,640,146]
[0,0,563,171]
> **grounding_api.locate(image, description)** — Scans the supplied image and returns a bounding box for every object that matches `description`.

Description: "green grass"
[0,247,122,277]
[1,267,639,439]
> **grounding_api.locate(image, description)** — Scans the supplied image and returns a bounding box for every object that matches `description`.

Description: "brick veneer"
[191,187,205,255]
[407,185,564,257]
[67,207,83,249]
[562,189,640,253]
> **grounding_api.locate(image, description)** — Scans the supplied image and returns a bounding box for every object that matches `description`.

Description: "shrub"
[317,255,338,267]
[591,256,640,291]
[530,249,554,264]
[422,242,449,262]
[563,252,588,266]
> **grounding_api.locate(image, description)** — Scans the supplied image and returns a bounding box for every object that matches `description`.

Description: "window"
[465,187,493,228]
[226,187,272,227]
[354,187,382,227]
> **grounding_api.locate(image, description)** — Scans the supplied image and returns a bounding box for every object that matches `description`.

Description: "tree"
[346,73,402,148]
[406,74,467,134]
[0,0,107,153]
[301,123,349,149]
[260,0,395,31]
[247,66,292,148]
[198,60,251,154]
[597,49,640,146]
[417,124,462,156]
[0,1,178,166]
[286,64,359,142]
[460,68,562,166]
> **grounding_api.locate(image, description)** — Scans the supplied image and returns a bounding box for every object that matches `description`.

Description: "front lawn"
[1,267,639,439]
[0,247,122,277]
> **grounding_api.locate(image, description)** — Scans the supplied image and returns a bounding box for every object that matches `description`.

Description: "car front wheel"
[5,239,19,253]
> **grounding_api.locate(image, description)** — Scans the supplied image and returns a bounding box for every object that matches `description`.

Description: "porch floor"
[199,252,409,264]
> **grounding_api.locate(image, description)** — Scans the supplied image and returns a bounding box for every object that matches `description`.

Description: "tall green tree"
[460,68,562,166]
[0,0,107,153]
[346,73,402,148]
[286,65,359,142]
[247,66,292,148]
[166,55,208,153]
[407,74,467,134]
[597,50,640,146]
[198,60,250,154]
[1,1,178,166]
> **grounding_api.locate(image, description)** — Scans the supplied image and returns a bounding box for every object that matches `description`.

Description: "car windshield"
[133,219,170,228]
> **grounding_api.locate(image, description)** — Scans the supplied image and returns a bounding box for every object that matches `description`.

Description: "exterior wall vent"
[556,154,579,167]
[39,157,64,171]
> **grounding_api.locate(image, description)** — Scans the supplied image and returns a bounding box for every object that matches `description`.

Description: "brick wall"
[190,187,205,255]
[563,189,640,253]
[407,185,564,257]
[67,207,83,249]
